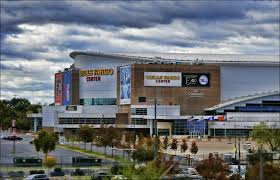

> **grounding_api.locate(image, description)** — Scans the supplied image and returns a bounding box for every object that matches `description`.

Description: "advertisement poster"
[63,71,72,105]
[144,72,181,87]
[55,73,63,105]
[182,73,210,87]
[120,66,131,104]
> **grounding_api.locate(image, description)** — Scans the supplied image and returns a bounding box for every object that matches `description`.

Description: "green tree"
[163,136,169,150]
[132,136,155,163]
[78,125,95,150]
[181,138,188,154]
[190,141,198,155]
[246,163,280,180]
[250,122,280,152]
[95,125,122,155]
[170,138,178,154]
[33,130,59,157]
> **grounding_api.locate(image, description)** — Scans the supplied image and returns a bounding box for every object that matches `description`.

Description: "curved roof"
[70,51,280,66]
[205,91,280,111]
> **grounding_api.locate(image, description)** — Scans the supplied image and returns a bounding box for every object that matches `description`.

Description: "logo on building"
[199,75,209,85]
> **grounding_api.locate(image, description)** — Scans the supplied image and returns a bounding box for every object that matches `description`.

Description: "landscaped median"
[57,144,128,163]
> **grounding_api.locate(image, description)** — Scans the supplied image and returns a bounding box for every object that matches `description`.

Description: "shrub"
[44,156,56,168]
[71,169,85,176]
[190,141,198,155]
[30,170,45,175]
[111,163,124,175]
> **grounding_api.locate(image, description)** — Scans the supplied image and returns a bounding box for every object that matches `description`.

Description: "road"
[0,133,113,165]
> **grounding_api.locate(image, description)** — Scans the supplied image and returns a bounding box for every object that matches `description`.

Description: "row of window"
[131,118,147,125]
[211,129,251,137]
[131,108,147,115]
[80,98,116,105]
[172,120,208,135]
[58,118,115,124]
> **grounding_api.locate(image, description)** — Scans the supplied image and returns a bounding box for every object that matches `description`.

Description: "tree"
[163,136,169,150]
[170,138,178,154]
[95,125,122,155]
[132,136,155,163]
[33,130,59,157]
[196,153,229,180]
[78,125,95,150]
[190,141,198,155]
[181,138,188,154]
[250,122,280,152]
[246,163,280,180]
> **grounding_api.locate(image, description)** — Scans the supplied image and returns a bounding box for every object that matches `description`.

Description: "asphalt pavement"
[0,133,98,165]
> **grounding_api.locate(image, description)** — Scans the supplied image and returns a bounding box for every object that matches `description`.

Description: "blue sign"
[63,71,71,105]
[120,66,131,104]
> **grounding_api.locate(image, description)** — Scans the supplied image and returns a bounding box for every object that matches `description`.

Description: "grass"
[57,144,129,163]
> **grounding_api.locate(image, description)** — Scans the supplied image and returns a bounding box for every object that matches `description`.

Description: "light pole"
[154,98,157,137]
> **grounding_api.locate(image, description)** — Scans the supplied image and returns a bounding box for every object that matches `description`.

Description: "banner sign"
[55,73,63,105]
[63,71,72,105]
[80,68,114,82]
[120,66,131,105]
[182,73,210,87]
[144,72,181,87]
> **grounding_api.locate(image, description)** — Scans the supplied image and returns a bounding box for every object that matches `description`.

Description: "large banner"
[120,66,131,105]
[182,73,210,87]
[63,71,72,105]
[55,73,63,105]
[79,68,116,99]
[144,72,181,87]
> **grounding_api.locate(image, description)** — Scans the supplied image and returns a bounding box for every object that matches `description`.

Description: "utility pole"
[154,98,157,137]
[260,145,264,180]
[238,139,241,175]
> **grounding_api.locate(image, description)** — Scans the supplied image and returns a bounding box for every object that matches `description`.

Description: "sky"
[0,1,279,104]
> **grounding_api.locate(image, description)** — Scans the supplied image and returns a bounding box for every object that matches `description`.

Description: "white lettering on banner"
[187,89,205,97]
[144,72,181,87]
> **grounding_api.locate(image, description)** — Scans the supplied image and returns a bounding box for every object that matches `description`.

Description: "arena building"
[30,52,280,137]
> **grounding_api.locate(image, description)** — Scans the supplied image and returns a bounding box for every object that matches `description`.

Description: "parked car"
[91,171,112,180]
[0,135,7,139]
[24,174,49,180]
[6,135,23,141]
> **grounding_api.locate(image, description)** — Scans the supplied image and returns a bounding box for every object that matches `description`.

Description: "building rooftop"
[205,91,280,111]
[70,51,280,66]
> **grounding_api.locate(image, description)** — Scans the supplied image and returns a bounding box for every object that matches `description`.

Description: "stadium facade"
[30,52,280,137]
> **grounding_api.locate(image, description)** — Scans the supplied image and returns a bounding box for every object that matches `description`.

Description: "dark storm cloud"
[0,1,279,104]
[1,1,278,34]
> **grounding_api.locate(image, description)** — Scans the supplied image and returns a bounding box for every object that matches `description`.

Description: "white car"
[24,174,49,180]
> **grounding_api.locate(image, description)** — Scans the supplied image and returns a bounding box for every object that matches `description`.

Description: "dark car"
[6,135,23,141]
[91,172,112,180]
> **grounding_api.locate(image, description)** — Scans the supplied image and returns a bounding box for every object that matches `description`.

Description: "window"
[58,118,115,125]
[158,129,170,136]
[131,108,147,115]
[138,97,146,102]
[131,118,147,125]
[80,98,117,105]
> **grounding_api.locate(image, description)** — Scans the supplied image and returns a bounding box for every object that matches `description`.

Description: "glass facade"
[158,129,170,136]
[211,129,251,137]
[59,118,115,124]
[172,120,208,135]
[131,118,147,125]
[131,108,147,115]
[79,98,116,105]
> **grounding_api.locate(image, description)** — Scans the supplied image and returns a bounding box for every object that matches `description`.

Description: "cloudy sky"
[0,1,279,104]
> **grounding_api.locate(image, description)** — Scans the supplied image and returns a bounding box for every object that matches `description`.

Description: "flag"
[207,116,214,121]
[218,116,225,121]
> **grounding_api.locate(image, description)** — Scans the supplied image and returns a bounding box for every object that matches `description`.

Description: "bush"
[71,169,85,176]
[30,170,45,175]
[229,173,242,180]
[54,167,62,172]
[8,171,25,177]
[111,163,124,175]
[44,156,56,168]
